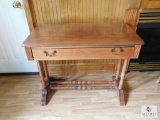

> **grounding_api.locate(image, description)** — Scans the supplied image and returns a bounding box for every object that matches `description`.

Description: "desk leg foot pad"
[41,89,47,106]
[118,89,125,106]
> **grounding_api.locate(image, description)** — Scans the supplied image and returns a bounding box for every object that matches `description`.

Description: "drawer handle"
[43,50,57,57]
[110,48,115,52]
[120,48,124,52]
[110,48,124,52]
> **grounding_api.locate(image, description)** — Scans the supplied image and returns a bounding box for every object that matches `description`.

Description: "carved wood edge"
[25,47,34,60]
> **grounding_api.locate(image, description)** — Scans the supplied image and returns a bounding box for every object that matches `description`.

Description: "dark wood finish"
[22,23,143,106]
[25,47,34,60]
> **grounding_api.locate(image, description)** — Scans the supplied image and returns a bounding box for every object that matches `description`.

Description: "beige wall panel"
[29,0,129,25]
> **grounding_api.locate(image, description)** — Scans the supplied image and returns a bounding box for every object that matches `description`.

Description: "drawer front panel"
[32,47,135,60]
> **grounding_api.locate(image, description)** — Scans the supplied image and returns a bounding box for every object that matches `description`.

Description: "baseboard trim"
[0,72,39,76]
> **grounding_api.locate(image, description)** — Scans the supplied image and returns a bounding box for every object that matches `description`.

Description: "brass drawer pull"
[120,48,124,52]
[110,47,124,53]
[110,48,115,52]
[43,50,57,57]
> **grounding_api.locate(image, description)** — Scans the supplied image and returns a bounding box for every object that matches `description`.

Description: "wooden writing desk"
[22,23,144,106]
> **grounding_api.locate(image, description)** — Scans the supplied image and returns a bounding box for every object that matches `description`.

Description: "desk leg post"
[42,61,50,90]
[37,60,48,106]
[119,59,128,90]
[116,59,122,81]
[42,61,49,80]
[37,61,45,89]
[117,59,128,106]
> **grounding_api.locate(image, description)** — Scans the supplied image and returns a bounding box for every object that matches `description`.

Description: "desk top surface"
[22,23,144,48]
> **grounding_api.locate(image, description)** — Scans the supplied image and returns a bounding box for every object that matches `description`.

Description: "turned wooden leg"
[42,61,49,80]
[116,59,122,80]
[37,60,48,106]
[117,59,128,106]
[125,59,130,73]
[37,61,45,89]
[42,61,50,90]
[119,59,128,89]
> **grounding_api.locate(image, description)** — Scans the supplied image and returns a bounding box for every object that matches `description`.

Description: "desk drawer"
[32,47,135,60]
